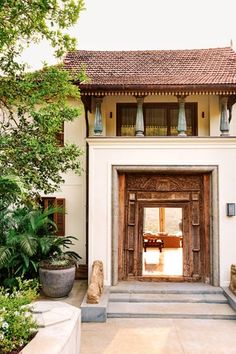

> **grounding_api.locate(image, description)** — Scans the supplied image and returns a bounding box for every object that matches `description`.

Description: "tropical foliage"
[0,278,39,354]
[0,202,81,287]
[0,0,85,198]
[0,64,85,197]
[0,175,26,210]
[0,0,85,75]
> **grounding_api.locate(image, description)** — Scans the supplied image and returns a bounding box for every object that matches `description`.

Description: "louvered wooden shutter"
[41,197,65,236]
[55,198,65,236]
[41,197,56,209]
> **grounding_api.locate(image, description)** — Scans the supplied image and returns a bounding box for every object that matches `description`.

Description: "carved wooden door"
[119,173,210,282]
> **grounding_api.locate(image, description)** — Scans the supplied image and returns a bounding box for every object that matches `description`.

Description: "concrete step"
[109,292,228,304]
[107,301,236,320]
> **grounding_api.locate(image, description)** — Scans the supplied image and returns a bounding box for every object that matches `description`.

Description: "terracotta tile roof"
[64,47,236,92]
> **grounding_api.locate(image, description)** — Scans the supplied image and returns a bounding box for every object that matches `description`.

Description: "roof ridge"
[66,47,233,54]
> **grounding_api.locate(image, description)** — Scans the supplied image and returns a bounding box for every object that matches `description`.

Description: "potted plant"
[39,236,81,298]
[0,195,81,296]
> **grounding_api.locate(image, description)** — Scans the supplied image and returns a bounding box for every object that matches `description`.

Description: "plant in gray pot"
[39,236,81,298]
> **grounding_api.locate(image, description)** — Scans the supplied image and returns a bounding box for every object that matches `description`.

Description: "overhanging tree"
[0,0,85,197]
[1,0,85,74]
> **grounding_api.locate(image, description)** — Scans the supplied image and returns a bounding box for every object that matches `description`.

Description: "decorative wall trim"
[81,91,236,96]
[87,136,236,149]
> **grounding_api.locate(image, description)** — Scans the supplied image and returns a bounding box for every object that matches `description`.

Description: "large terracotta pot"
[39,264,76,298]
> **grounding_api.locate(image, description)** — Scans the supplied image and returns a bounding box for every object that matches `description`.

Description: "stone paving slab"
[81,318,236,354]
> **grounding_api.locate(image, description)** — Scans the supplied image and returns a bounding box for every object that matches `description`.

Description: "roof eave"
[77,83,236,95]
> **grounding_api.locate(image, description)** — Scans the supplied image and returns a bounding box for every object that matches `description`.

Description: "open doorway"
[118,172,211,283]
[142,207,183,276]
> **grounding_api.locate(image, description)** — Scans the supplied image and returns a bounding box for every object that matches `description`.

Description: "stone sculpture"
[229,264,236,295]
[86,260,104,304]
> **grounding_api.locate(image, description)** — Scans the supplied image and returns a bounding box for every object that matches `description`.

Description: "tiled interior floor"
[143,247,183,276]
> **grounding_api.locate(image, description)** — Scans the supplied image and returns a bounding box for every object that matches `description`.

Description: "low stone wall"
[22,301,81,354]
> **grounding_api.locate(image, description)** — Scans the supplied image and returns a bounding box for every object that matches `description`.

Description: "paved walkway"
[81,318,236,354]
[41,280,236,353]
[80,281,236,354]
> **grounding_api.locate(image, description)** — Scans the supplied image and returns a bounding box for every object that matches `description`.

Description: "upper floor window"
[116,103,197,136]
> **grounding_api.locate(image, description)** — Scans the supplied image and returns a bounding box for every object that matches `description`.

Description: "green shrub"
[0,278,39,354]
[0,175,81,286]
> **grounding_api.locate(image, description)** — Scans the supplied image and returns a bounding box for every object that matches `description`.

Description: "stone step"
[109,292,228,304]
[109,282,223,295]
[107,302,236,320]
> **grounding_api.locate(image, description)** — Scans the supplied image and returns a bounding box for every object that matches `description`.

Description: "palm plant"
[0,205,81,287]
[0,175,81,287]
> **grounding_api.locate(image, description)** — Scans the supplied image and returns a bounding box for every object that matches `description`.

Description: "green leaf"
[0,247,12,268]
[19,235,37,256]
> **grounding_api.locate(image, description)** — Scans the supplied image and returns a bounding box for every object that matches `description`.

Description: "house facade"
[59,47,236,287]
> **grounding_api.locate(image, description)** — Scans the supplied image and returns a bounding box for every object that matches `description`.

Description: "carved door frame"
[112,165,219,286]
[117,171,212,283]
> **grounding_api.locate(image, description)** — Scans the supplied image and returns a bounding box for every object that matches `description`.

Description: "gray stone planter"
[39,265,76,298]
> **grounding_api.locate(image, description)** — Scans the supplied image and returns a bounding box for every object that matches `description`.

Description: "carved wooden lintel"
[81,95,92,113]
[126,174,202,191]
[137,191,190,201]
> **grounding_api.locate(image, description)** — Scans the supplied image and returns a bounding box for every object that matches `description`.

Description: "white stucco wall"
[88,137,236,287]
[54,94,236,269]
[45,99,87,263]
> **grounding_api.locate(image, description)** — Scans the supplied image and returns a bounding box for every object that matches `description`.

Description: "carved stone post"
[135,96,145,137]
[220,96,229,136]
[94,97,103,135]
[177,95,187,137]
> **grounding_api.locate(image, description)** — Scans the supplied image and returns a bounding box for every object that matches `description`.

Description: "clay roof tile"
[64,47,236,91]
